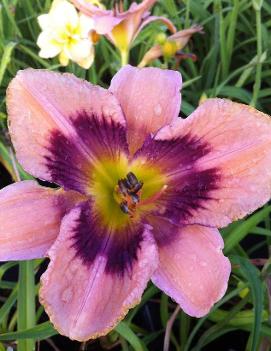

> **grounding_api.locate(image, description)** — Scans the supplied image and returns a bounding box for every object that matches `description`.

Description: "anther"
[123,178,132,190]
[118,179,128,195]
[130,193,139,204]
[120,201,129,214]
[130,181,143,193]
[117,172,143,215]
[127,172,138,186]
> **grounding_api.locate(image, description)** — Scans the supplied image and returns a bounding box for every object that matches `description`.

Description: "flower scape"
[1,64,271,342]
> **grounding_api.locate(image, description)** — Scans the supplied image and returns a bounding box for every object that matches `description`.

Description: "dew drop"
[61,287,73,303]
[154,104,162,117]
[200,260,207,267]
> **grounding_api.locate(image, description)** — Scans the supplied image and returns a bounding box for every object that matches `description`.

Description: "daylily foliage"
[1,65,271,341]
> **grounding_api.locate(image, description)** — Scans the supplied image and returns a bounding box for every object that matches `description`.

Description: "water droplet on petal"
[200,260,207,267]
[61,287,73,303]
[154,104,162,117]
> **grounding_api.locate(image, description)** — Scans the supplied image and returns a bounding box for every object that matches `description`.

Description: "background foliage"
[0,0,271,350]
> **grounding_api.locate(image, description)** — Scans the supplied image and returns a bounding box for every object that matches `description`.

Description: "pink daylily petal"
[138,44,162,68]
[40,202,158,340]
[72,0,174,54]
[125,0,156,15]
[109,65,182,153]
[133,15,176,41]
[0,180,79,260]
[71,0,122,36]
[70,0,111,17]
[93,15,122,35]
[169,25,203,49]
[110,0,157,45]
[140,98,271,227]
[7,69,126,193]
[152,225,231,317]
[71,0,157,37]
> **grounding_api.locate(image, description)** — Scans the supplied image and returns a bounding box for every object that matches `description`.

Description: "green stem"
[184,0,190,28]
[225,0,239,75]
[218,0,227,80]
[250,6,262,107]
[18,261,36,351]
[120,49,129,66]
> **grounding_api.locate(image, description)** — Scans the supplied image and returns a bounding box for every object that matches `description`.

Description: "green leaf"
[160,294,169,327]
[0,41,16,87]
[0,286,17,325]
[17,261,36,351]
[224,206,271,254]
[231,256,264,351]
[209,308,268,327]
[115,322,145,351]
[0,322,57,341]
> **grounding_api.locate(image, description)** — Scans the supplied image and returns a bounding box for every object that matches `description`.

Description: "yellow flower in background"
[37,0,95,69]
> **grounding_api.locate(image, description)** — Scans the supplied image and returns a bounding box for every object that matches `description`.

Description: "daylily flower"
[2,65,271,341]
[37,0,95,69]
[139,25,203,67]
[71,0,176,65]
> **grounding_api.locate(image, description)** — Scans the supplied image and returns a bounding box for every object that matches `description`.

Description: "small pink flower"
[138,25,203,67]
[71,0,176,64]
[2,65,271,341]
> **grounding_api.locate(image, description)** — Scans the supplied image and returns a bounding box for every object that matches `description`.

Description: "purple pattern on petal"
[138,133,220,229]
[72,111,129,160]
[71,201,144,276]
[156,168,220,225]
[45,130,88,193]
[136,133,212,172]
[45,111,128,194]
[146,215,180,246]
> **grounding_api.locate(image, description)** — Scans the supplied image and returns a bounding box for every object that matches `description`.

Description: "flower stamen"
[116,172,143,216]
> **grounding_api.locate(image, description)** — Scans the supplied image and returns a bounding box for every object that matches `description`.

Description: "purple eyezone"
[50,113,220,273]
[156,167,221,226]
[135,133,212,171]
[44,111,129,194]
[106,225,143,276]
[71,201,104,266]
[45,130,89,194]
[71,111,129,160]
[71,201,144,276]
[136,131,221,229]
[146,215,180,246]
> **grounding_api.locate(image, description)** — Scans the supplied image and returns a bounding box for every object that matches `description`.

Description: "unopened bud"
[162,40,178,59]
[237,281,249,298]
[155,32,167,45]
